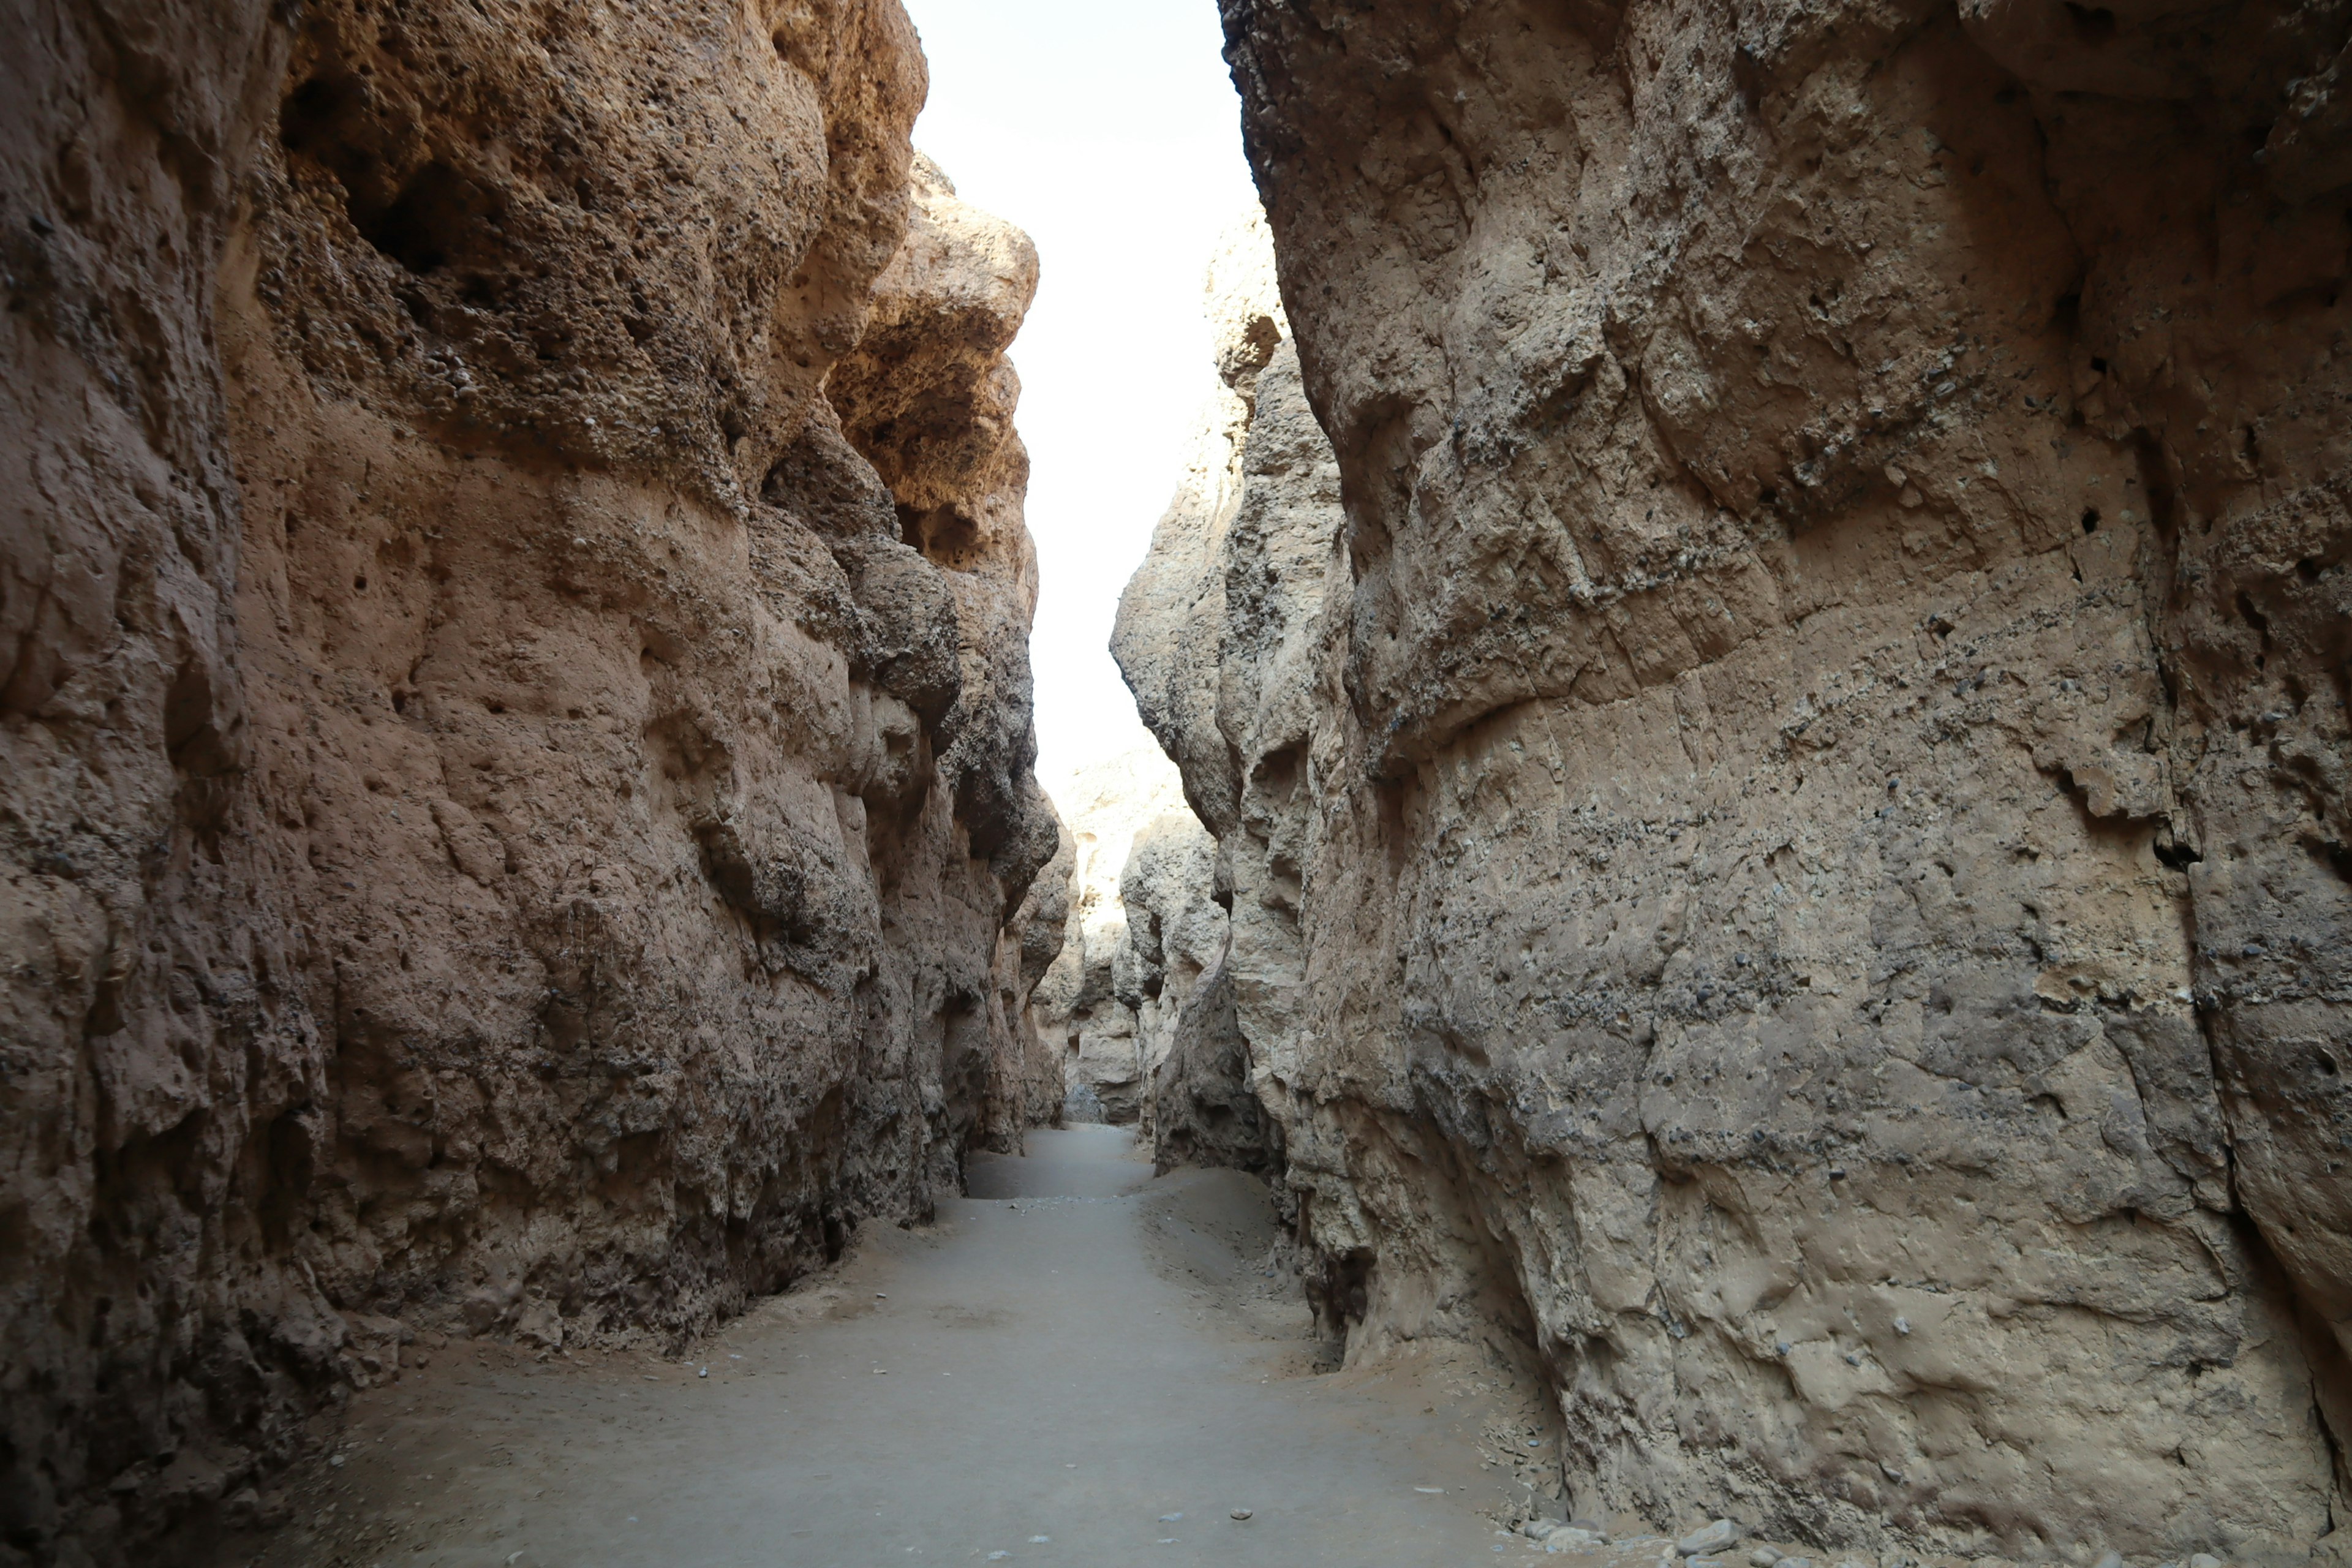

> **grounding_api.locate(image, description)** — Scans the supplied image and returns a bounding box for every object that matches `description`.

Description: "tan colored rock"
[1114,4,2352,1561]
[1,1,1053,1559]
[1030,742,1234,1139]
[989,810,1074,1149]
[1114,214,1330,1178]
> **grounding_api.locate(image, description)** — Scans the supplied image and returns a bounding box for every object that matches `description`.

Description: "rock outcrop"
[1114,213,1341,1184]
[2,2,1054,1559]
[1031,745,1217,1126]
[1117,4,2352,1562]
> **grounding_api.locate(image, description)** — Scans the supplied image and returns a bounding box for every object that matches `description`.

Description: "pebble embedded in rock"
[1749,1550,1780,1567]
[2094,1553,2124,1568]
[2189,1556,2224,1568]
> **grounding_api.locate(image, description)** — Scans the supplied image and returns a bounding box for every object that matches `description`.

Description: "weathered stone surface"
[1,2,1053,1559]
[1033,745,1208,1126]
[989,807,1074,1150]
[1116,4,2352,1561]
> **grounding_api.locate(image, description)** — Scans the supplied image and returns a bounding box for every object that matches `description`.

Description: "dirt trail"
[230,1128,1554,1566]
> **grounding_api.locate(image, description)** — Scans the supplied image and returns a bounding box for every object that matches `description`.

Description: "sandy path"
[233,1128,1547,1567]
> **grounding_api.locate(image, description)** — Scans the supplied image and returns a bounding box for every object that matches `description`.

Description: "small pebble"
[1159,1512,1183,1523]
[2094,1554,2124,1568]
[1030,1536,1049,1544]
[987,1553,1009,1562]
[2190,1556,2225,1568]
[1751,1549,1781,1567]
[1231,1508,1253,1521]
[697,1366,707,1378]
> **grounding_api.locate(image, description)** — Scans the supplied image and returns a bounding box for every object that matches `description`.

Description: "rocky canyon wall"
[1,2,1057,1561]
[1118,2,2352,1563]
[1031,745,1221,1129]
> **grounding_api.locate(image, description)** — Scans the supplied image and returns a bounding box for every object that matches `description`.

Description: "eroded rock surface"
[1032,745,1216,1126]
[1118,4,2352,1562]
[2,2,1053,1559]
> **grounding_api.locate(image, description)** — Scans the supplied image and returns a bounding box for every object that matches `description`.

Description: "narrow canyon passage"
[18,1,2352,1562]
[225,1130,1534,1567]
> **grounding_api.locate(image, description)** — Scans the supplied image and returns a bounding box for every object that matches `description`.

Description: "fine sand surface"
[230,1128,1553,1567]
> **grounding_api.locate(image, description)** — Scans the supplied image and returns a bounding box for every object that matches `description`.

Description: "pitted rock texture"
[1114,213,1343,1185]
[1031,746,1225,1129]
[1,2,1053,1560]
[1115,3,2352,1562]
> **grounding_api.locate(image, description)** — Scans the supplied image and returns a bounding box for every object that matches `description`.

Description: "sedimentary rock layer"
[1,2,1055,1559]
[1120,3,2352,1561]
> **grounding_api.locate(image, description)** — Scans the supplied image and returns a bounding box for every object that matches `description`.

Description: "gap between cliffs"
[15,3,2352,1568]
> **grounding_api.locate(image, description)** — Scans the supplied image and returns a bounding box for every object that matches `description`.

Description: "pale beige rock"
[1116,4,2352,1562]
[1033,746,1197,1124]
[1114,215,1332,1178]
[0,2,1054,1560]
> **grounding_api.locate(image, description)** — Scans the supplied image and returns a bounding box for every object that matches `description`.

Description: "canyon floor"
[217,1129,1556,1567]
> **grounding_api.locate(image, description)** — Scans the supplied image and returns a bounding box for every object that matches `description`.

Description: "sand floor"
[222,1128,1569,1567]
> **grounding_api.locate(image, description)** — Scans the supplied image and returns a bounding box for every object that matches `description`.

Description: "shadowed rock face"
[1031,747,1226,1129]
[1115,1,2352,1559]
[1,1,1055,1559]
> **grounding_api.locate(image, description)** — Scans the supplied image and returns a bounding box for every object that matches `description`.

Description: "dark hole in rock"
[2064,3,2117,40]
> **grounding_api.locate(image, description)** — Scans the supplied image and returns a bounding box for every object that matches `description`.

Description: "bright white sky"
[897,0,1258,797]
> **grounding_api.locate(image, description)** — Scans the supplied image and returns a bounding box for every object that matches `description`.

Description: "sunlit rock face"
[1031,746,1223,1129]
[1,1,1055,1558]
[1114,214,1332,1180]
[1115,2,2352,1559]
